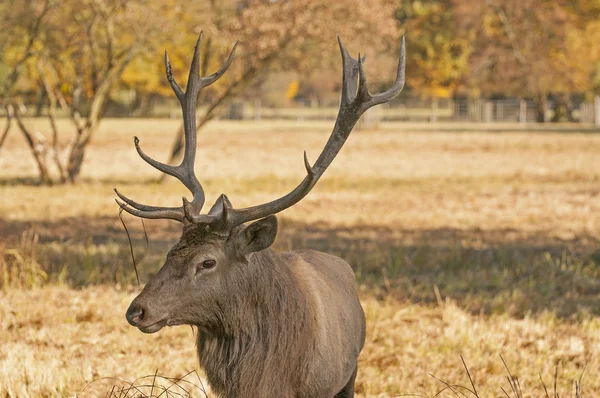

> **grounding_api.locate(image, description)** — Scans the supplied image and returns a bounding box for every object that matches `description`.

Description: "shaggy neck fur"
[196,249,313,398]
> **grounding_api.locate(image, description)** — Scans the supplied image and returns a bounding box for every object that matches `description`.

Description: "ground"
[0,119,599,397]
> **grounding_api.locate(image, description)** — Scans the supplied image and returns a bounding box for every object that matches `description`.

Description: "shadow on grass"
[0,176,46,187]
[0,176,160,187]
[400,125,600,134]
[1,215,599,318]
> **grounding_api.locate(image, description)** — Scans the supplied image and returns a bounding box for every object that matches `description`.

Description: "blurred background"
[0,0,599,397]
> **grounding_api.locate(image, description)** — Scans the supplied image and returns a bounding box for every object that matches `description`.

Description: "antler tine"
[338,36,360,106]
[114,188,184,216]
[165,51,185,105]
[206,36,406,229]
[185,32,204,99]
[133,136,180,179]
[115,32,238,222]
[365,35,406,109]
[116,199,185,222]
[200,41,238,88]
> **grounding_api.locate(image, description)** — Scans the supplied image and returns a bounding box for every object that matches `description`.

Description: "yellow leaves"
[398,0,471,96]
[411,1,426,16]
[453,0,600,96]
[286,80,299,100]
[558,20,600,92]
[3,0,402,101]
[121,57,164,94]
[433,87,453,98]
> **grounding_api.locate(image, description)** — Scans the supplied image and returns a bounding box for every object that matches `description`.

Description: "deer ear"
[237,215,278,254]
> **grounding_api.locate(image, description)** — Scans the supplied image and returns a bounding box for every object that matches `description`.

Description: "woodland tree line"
[1,0,599,184]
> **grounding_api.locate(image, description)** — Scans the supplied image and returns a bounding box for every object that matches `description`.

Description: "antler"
[115,33,238,222]
[116,34,405,230]
[184,36,406,230]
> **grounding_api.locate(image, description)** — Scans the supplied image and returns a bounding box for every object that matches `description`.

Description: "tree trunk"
[551,93,573,122]
[34,88,46,117]
[0,104,14,153]
[63,50,134,182]
[38,62,67,183]
[65,125,98,182]
[132,92,152,117]
[66,140,88,182]
[13,106,53,185]
[535,94,548,123]
[46,100,67,183]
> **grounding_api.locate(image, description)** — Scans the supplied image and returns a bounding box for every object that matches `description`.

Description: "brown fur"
[197,249,365,398]
[126,218,365,398]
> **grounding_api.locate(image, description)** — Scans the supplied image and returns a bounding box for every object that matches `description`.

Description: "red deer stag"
[116,32,405,398]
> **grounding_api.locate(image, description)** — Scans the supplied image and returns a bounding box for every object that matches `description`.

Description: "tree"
[3,0,177,183]
[453,0,597,121]
[561,0,600,97]
[0,0,54,182]
[395,0,469,98]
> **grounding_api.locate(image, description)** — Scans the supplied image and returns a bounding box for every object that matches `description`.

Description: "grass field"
[1,118,599,397]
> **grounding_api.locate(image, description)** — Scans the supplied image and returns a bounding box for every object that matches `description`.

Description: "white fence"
[222,96,600,125]
[580,97,600,125]
[6,96,600,126]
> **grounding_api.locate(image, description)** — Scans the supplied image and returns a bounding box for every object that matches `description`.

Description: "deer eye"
[202,259,216,269]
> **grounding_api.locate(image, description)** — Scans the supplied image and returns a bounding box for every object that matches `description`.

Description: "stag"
[116,32,405,398]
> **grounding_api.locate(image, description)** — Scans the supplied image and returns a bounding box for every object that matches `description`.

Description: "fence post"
[474,99,482,122]
[453,99,461,121]
[430,98,438,123]
[483,101,493,123]
[497,101,504,122]
[595,96,600,127]
[519,99,527,124]
[254,99,261,121]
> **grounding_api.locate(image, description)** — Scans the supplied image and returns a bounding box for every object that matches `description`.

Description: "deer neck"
[196,249,313,397]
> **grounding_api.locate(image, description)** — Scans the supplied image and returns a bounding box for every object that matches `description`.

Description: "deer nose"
[126,304,145,326]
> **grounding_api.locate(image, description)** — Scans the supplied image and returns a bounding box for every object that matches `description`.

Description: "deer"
[115,32,405,398]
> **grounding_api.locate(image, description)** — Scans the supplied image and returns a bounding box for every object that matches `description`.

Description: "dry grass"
[1,286,598,397]
[0,118,599,397]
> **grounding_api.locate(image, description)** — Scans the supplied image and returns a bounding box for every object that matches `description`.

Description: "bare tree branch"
[0,104,14,153]
[12,104,52,184]
[486,0,528,65]
[37,61,67,182]
[66,47,136,181]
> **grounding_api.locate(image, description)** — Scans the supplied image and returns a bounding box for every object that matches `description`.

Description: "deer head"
[116,32,405,333]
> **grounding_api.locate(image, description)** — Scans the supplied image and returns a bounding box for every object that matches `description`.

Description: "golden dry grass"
[2,286,598,397]
[0,118,599,397]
